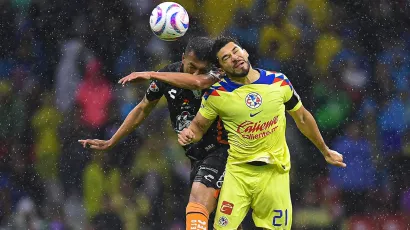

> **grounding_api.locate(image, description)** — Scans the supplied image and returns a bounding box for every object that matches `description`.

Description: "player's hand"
[118,72,152,86]
[178,128,195,146]
[322,149,346,167]
[78,139,113,150]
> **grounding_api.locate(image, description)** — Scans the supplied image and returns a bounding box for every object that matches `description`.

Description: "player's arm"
[282,75,346,167]
[78,96,159,150]
[151,71,219,90]
[178,113,215,145]
[118,71,219,90]
[288,106,346,167]
[178,92,218,145]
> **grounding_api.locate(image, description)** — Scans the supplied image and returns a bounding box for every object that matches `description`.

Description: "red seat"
[347,216,376,230]
[376,214,408,230]
[347,213,409,230]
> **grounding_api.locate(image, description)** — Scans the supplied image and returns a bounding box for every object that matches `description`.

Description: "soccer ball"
[149,2,189,41]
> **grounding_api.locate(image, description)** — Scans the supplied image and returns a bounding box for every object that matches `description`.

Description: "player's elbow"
[299,111,307,124]
[191,79,209,90]
[195,75,217,90]
[290,106,309,124]
[297,109,315,128]
[191,79,203,90]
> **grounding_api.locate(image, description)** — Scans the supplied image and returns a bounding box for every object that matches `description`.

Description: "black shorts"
[189,146,229,190]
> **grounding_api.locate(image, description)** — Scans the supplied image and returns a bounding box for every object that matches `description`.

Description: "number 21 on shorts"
[272,209,288,227]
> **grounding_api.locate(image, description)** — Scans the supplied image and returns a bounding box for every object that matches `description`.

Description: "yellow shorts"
[214,163,292,229]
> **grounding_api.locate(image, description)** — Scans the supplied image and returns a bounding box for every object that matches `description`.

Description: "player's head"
[210,36,251,78]
[182,36,213,75]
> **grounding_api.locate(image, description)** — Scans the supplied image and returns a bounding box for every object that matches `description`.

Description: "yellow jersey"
[198,69,302,171]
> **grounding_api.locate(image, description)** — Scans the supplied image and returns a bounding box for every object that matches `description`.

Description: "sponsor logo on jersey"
[245,92,262,109]
[149,81,159,92]
[218,216,228,226]
[216,171,225,188]
[204,174,214,182]
[220,201,234,215]
[181,99,191,110]
[199,166,218,174]
[236,116,279,140]
[205,144,215,151]
[250,110,262,117]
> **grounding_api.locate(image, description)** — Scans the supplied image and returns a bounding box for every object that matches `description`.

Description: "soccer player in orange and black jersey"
[79,37,234,230]
[146,61,228,163]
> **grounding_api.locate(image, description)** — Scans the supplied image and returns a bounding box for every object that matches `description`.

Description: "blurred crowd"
[0,0,410,229]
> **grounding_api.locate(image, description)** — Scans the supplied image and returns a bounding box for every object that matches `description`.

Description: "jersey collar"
[221,68,269,90]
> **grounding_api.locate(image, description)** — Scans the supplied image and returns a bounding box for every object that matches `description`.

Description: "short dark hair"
[210,36,241,67]
[184,36,214,62]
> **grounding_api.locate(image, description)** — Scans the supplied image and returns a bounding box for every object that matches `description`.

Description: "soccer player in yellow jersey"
[177,36,347,230]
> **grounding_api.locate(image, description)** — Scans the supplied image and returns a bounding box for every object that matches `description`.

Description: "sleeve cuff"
[288,101,302,112]
[198,109,215,120]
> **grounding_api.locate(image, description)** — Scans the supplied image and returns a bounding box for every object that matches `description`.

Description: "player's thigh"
[213,165,251,230]
[191,147,228,191]
[190,147,228,211]
[251,169,292,230]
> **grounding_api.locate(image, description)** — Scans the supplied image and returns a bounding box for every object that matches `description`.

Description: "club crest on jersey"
[149,81,159,92]
[176,111,194,131]
[245,92,262,109]
[218,216,228,226]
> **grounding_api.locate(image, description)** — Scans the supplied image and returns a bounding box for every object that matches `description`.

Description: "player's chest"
[220,86,284,118]
[165,87,203,109]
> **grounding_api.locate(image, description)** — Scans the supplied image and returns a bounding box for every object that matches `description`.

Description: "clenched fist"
[178,128,195,146]
[322,149,346,168]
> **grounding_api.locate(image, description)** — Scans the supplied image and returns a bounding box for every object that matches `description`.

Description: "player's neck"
[228,68,259,85]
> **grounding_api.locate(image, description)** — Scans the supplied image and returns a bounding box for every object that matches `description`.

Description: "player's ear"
[217,68,226,76]
[182,53,186,64]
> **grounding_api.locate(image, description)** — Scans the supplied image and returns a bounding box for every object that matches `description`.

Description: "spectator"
[0,81,26,144]
[76,59,113,133]
[31,92,62,181]
[83,151,120,219]
[55,35,88,113]
[377,89,408,156]
[329,122,376,216]
[90,194,123,230]
[59,105,90,196]
[0,174,11,226]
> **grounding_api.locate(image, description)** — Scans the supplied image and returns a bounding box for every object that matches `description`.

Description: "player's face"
[217,42,250,78]
[182,51,210,75]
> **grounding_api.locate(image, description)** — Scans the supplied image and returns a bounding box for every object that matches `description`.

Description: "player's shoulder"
[202,76,245,101]
[157,61,183,73]
[203,81,227,100]
[254,68,293,87]
[266,70,286,78]
[257,68,288,79]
